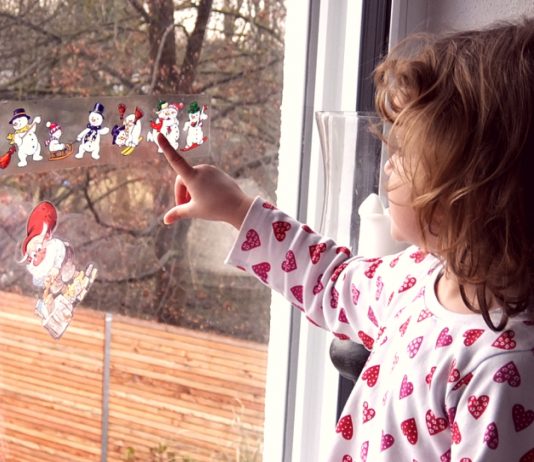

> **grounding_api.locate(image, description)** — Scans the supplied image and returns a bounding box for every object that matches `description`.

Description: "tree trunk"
[147,0,180,91]
[177,0,213,93]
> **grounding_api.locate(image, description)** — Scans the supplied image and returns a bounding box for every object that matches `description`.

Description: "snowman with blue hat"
[6,108,43,167]
[75,103,110,160]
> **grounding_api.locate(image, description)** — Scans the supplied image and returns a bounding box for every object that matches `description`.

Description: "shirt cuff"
[224,196,272,269]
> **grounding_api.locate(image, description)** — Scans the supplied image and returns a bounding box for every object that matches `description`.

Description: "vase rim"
[315,110,379,118]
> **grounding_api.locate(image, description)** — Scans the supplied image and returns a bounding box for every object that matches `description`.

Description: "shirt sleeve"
[445,351,534,461]
[225,197,427,348]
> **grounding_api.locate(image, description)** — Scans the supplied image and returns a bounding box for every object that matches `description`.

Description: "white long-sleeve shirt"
[226,197,534,462]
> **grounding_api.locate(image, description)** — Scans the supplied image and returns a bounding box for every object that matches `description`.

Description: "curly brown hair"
[374,18,534,330]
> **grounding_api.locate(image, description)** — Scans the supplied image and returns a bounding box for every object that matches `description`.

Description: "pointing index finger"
[158,133,196,181]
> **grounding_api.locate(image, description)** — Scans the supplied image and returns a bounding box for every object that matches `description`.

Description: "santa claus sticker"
[19,201,98,339]
[146,100,184,153]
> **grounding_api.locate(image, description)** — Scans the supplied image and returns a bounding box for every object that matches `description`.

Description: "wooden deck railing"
[0,290,267,462]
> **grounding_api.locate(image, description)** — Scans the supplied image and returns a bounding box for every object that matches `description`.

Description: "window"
[0,2,285,461]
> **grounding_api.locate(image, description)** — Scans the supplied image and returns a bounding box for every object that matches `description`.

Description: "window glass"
[0,1,285,460]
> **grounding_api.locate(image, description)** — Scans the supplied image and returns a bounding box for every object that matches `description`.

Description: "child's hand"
[159,133,254,229]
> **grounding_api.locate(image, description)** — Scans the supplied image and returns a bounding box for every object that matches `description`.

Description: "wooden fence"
[0,290,267,462]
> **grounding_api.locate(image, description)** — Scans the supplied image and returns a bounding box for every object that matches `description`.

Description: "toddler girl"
[159,18,534,462]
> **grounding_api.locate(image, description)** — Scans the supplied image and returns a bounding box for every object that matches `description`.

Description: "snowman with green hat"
[181,101,208,152]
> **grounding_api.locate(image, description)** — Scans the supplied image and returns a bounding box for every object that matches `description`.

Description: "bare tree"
[0,0,286,342]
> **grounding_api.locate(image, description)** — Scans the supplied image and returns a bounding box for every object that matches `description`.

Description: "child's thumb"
[163,204,193,224]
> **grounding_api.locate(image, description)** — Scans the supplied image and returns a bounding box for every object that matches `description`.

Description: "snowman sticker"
[75,103,109,160]
[181,101,208,152]
[6,108,43,167]
[45,121,74,161]
[111,104,144,156]
[146,100,183,153]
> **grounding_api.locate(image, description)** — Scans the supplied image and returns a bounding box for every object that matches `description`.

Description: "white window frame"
[263,1,364,461]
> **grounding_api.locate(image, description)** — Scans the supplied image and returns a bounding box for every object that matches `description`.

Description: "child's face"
[384,154,423,246]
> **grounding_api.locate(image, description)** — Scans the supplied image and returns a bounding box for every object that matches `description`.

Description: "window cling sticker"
[18,201,97,339]
[0,94,211,176]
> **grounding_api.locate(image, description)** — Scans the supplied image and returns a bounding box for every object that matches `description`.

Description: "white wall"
[391,0,534,46]
[428,0,534,31]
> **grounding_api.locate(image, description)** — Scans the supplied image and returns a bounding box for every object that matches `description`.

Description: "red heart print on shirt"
[351,284,360,305]
[360,441,369,462]
[410,249,427,263]
[358,331,374,350]
[330,287,339,309]
[426,366,436,388]
[463,329,484,346]
[483,422,499,449]
[493,361,521,387]
[336,415,354,440]
[380,431,395,451]
[440,449,451,462]
[368,307,378,327]
[436,327,453,348]
[447,406,457,424]
[448,360,460,383]
[350,284,360,305]
[362,401,376,423]
[312,274,324,295]
[401,418,418,445]
[331,262,348,282]
[362,365,380,387]
[262,201,275,209]
[520,449,534,462]
[272,221,291,241]
[309,243,326,263]
[407,336,423,358]
[513,404,534,432]
[399,275,417,293]
[301,224,314,233]
[417,308,432,322]
[281,250,297,272]
[336,246,351,256]
[364,259,383,278]
[241,229,261,251]
[338,308,349,323]
[252,262,270,282]
[452,372,473,391]
[399,375,414,399]
[334,332,350,340]
[468,395,490,419]
[399,317,411,336]
[290,285,303,303]
[342,456,353,462]
[390,255,400,267]
[375,276,384,300]
[491,329,517,350]
[426,409,449,435]
[451,422,462,444]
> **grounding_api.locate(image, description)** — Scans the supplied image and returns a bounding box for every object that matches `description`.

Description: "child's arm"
[160,134,411,343]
